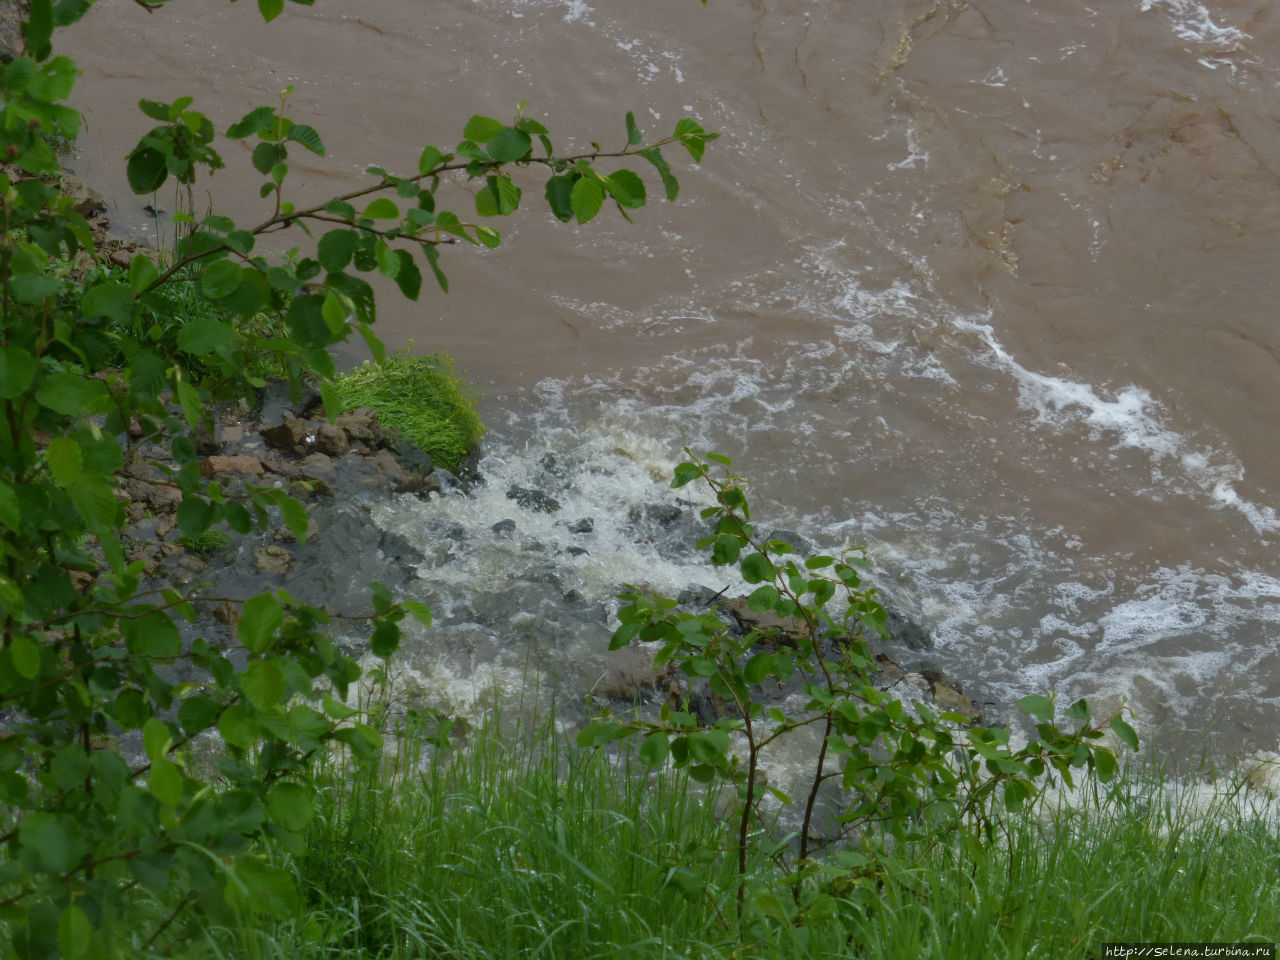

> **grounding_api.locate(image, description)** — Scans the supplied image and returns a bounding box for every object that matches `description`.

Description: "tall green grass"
[192,712,1278,960]
[332,351,485,473]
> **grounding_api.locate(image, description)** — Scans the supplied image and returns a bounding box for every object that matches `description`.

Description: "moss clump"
[333,350,485,472]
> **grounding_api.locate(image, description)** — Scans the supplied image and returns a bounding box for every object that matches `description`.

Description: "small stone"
[108,247,133,270]
[199,455,264,477]
[219,424,245,444]
[315,422,349,457]
[297,452,335,475]
[159,542,184,558]
[254,545,294,575]
[491,519,516,538]
[213,600,240,626]
[335,407,379,442]
[178,555,206,574]
[566,546,589,556]
[645,504,683,525]
[261,417,310,456]
[506,485,561,513]
[372,449,416,489]
[261,459,294,476]
[568,517,594,534]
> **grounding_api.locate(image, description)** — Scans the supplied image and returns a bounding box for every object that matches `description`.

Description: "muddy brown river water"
[61,0,1280,765]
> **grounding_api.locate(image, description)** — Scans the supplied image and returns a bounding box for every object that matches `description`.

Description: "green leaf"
[673,117,713,162]
[58,905,92,960]
[1066,698,1091,722]
[177,315,234,355]
[640,730,669,767]
[277,494,308,544]
[424,244,448,292]
[239,594,284,654]
[474,226,500,248]
[129,251,160,293]
[317,229,357,272]
[219,705,259,751]
[52,0,94,26]
[257,0,285,22]
[570,176,605,224]
[747,584,779,613]
[743,652,773,685]
[267,781,315,832]
[252,141,284,175]
[82,281,133,323]
[229,858,298,918]
[201,260,243,299]
[178,695,221,735]
[462,115,504,143]
[392,249,422,300]
[364,197,399,220]
[175,377,202,428]
[69,474,119,532]
[419,145,445,176]
[11,273,62,303]
[740,552,775,585]
[24,0,54,60]
[400,600,432,627]
[605,169,646,208]
[226,105,277,140]
[487,126,532,163]
[287,123,325,155]
[126,145,168,194]
[1110,716,1139,752]
[640,147,679,201]
[625,110,642,145]
[0,347,35,399]
[1017,694,1054,722]
[11,635,40,679]
[322,695,357,720]
[18,813,87,873]
[149,755,184,807]
[242,658,286,710]
[1094,746,1117,782]
[123,611,181,658]
[45,437,82,488]
[36,372,107,416]
[576,721,628,748]
[544,174,575,223]
[375,239,400,278]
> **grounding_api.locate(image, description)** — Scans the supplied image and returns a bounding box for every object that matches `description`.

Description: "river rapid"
[63,0,1280,766]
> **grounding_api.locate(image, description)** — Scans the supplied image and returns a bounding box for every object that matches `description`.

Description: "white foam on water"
[952,316,1280,533]
[1139,0,1249,49]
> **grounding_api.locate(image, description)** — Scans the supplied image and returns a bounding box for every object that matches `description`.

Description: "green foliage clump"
[332,351,485,473]
[175,529,232,556]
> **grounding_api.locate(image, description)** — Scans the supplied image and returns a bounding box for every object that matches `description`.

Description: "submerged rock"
[506,485,561,513]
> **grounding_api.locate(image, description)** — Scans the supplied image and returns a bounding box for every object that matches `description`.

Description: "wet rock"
[178,555,206,574]
[506,485,561,513]
[61,174,106,219]
[0,2,28,64]
[445,525,467,541]
[213,600,240,627]
[594,646,674,701]
[261,459,295,476]
[917,669,982,722]
[274,518,321,543]
[123,478,183,512]
[192,428,221,456]
[630,503,682,525]
[393,439,435,477]
[298,452,335,476]
[254,545,294,575]
[288,475,334,500]
[219,423,245,445]
[315,422,349,457]
[491,519,516,538]
[372,449,416,490]
[722,595,810,646]
[566,546,589,557]
[199,455,264,477]
[261,418,311,456]
[765,528,814,555]
[568,517,594,534]
[677,584,720,606]
[335,407,379,443]
[886,608,932,651]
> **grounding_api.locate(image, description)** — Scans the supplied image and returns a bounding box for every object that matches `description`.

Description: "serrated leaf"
[11,635,40,679]
[287,123,324,155]
[605,169,646,208]
[277,493,308,544]
[424,243,448,292]
[267,781,315,832]
[238,594,284,654]
[400,600,432,627]
[462,115,504,143]
[625,110,642,145]
[257,0,284,22]
[392,249,422,300]
[176,315,233,355]
[545,174,575,223]
[58,905,92,960]
[576,721,628,748]
[419,145,445,176]
[317,229,357,272]
[640,730,669,767]
[201,260,243,299]
[570,176,605,224]
[226,105,277,140]
[242,658,286,710]
[487,126,532,163]
[1017,694,1054,722]
[0,347,35,399]
[129,251,160,294]
[45,437,82,488]
[127,146,168,194]
[123,611,181,658]
[640,148,679,201]
[69,473,119,533]
[149,755,184,807]
[740,552,775,585]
